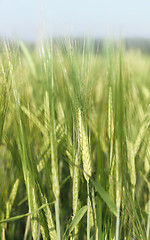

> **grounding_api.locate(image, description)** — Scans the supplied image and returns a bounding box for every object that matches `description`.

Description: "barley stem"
[87,182,90,240]
[147,197,150,240]
[55,198,61,240]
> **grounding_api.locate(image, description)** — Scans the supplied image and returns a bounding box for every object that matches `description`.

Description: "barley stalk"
[115,140,121,240]
[44,90,60,239]
[26,175,38,240]
[77,107,92,239]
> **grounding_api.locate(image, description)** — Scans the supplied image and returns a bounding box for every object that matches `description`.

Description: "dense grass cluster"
[0,40,150,240]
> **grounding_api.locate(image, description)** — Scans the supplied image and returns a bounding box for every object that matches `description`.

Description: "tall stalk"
[48,42,61,240]
[147,196,150,240]
[87,182,90,240]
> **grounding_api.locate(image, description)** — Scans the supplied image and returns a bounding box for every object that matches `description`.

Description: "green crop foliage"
[0,39,150,239]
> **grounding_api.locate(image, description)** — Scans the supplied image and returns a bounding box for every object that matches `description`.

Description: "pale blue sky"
[0,0,150,42]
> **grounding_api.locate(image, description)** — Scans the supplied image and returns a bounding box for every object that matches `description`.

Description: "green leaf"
[0,201,55,224]
[63,205,88,240]
[90,178,117,216]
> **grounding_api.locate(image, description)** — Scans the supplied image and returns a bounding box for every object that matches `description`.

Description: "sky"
[0,0,150,42]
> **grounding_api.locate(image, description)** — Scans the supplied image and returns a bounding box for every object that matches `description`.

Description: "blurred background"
[0,0,150,52]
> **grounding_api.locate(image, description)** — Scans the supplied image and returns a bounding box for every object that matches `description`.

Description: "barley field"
[0,39,150,240]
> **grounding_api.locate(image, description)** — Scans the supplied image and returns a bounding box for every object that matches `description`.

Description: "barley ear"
[126,138,136,187]
[134,121,148,157]
[108,87,114,140]
[6,179,19,219]
[77,108,92,182]
[73,153,79,216]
